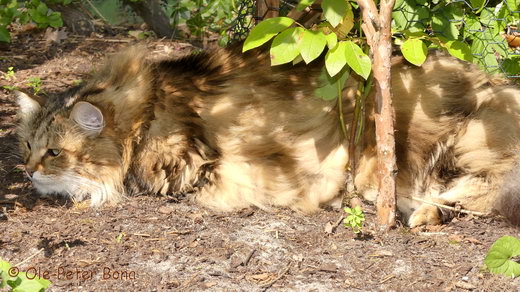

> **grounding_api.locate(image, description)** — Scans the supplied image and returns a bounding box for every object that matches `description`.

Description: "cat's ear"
[70,101,105,136]
[15,90,44,116]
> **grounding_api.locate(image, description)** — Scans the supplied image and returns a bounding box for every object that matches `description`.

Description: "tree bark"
[122,0,178,38]
[356,0,397,230]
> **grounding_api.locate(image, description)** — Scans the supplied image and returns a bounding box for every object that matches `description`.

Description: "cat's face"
[15,91,123,205]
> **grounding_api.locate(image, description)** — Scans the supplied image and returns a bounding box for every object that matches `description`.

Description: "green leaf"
[29,8,48,24]
[506,0,519,11]
[0,260,11,288]
[325,33,337,49]
[292,54,304,65]
[445,41,473,62]
[401,38,427,66]
[469,0,485,10]
[470,37,484,56]
[18,12,30,25]
[463,15,482,37]
[394,0,405,9]
[325,41,347,77]
[0,260,11,274]
[296,0,315,11]
[479,52,500,74]
[299,30,326,64]
[48,12,63,28]
[0,271,7,288]
[322,0,348,27]
[392,2,429,32]
[432,6,462,41]
[243,17,295,52]
[502,58,520,77]
[36,2,48,16]
[315,66,349,100]
[334,4,354,38]
[344,41,371,80]
[11,278,44,292]
[0,26,10,42]
[485,236,520,278]
[270,27,304,66]
[33,276,51,289]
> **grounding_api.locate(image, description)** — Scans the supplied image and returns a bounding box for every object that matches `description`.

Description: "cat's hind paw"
[408,204,442,227]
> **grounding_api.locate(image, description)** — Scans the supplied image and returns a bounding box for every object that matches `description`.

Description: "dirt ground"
[1,29,520,292]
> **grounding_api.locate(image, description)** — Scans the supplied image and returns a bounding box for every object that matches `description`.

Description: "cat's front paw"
[408,204,442,227]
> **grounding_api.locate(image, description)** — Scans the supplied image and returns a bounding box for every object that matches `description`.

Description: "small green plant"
[343,206,365,234]
[2,66,18,90]
[3,66,14,81]
[0,0,69,43]
[26,77,42,95]
[128,30,152,40]
[2,85,17,90]
[72,79,82,86]
[115,232,125,243]
[484,235,520,278]
[0,259,51,291]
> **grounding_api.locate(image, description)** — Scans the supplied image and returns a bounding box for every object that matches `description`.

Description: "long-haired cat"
[15,45,520,227]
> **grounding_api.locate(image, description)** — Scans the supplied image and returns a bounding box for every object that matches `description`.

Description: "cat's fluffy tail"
[495,162,520,226]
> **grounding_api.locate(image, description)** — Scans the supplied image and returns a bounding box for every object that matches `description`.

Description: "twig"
[325,211,346,234]
[15,248,44,267]
[144,238,166,241]
[411,196,487,216]
[165,229,192,235]
[81,38,133,43]
[337,79,348,139]
[334,215,344,227]
[417,232,448,236]
[260,262,292,291]
[243,249,256,266]
[380,274,395,284]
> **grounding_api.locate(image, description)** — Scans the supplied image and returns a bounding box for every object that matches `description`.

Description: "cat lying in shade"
[15,45,520,227]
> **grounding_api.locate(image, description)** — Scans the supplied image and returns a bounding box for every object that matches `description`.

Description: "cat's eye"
[47,149,61,157]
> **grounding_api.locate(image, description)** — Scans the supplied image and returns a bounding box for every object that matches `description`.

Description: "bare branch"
[411,196,487,216]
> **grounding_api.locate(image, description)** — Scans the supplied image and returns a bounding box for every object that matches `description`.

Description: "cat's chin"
[30,171,120,206]
[32,171,68,194]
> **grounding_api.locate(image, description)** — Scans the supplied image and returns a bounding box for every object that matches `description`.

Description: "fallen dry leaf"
[44,28,68,45]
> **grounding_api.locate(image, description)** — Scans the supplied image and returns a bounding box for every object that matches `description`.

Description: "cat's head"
[15,90,124,205]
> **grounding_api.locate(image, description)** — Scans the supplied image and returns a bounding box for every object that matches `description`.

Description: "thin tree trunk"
[356,0,397,230]
[122,0,178,38]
